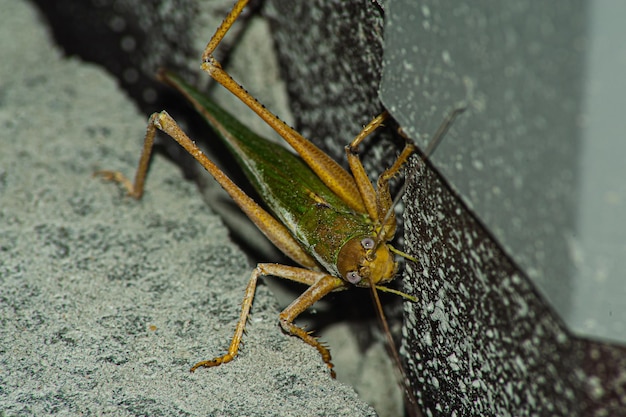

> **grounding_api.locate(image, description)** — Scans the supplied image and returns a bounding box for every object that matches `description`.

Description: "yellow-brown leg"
[375,141,416,232]
[278,273,346,378]
[94,112,160,199]
[199,0,367,214]
[96,111,318,268]
[202,0,250,59]
[191,263,345,376]
[344,111,416,240]
[375,105,467,232]
[345,111,390,223]
[190,262,262,372]
[344,106,468,237]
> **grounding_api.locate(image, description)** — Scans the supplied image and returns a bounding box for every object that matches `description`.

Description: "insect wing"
[161,72,371,272]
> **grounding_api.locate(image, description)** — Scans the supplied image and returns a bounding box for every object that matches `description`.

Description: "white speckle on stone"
[526,389,537,408]
[514,355,527,374]
[447,352,460,371]
[431,299,451,333]
[587,376,605,400]
[424,331,432,346]
[514,294,529,317]
[441,50,452,65]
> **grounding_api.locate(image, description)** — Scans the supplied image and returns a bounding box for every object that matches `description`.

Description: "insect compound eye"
[346,271,362,284]
[361,237,375,250]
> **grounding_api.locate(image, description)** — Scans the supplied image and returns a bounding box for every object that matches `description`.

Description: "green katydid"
[96,0,463,386]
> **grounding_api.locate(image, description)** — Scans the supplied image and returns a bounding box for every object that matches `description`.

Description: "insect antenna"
[380,104,467,240]
[366,276,421,416]
[368,105,467,416]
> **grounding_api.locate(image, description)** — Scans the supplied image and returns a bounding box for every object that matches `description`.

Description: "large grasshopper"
[97,0,462,383]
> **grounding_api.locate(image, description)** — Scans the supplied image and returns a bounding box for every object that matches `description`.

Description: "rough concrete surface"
[0,1,377,415]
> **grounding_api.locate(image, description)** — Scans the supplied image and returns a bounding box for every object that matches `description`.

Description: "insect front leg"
[374,140,416,230]
[191,263,345,377]
[344,111,416,236]
[276,271,347,379]
[345,111,391,222]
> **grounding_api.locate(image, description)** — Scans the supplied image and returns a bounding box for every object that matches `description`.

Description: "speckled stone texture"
[25,1,626,416]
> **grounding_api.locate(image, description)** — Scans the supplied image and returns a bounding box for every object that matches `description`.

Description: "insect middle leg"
[190,264,345,377]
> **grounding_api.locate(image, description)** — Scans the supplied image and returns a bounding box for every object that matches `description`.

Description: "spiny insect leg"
[345,111,390,222]
[375,141,416,232]
[278,273,346,378]
[192,264,344,375]
[94,112,160,199]
[191,263,261,372]
[97,110,317,268]
[200,0,367,214]
[202,0,250,61]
